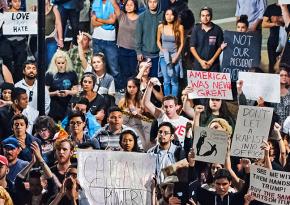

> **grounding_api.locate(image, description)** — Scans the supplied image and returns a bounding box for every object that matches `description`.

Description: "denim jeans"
[93,39,121,90]
[57,5,80,45]
[46,38,58,69]
[159,57,180,97]
[118,47,138,88]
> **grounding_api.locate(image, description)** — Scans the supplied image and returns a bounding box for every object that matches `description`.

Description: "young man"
[135,0,163,77]
[62,97,101,138]
[50,139,74,187]
[15,60,50,114]
[147,122,185,184]
[14,142,57,205]
[68,111,100,149]
[94,106,143,150]
[2,137,29,183]
[9,114,41,162]
[188,149,251,205]
[190,7,223,72]
[144,79,191,146]
[0,155,14,201]
[69,32,93,82]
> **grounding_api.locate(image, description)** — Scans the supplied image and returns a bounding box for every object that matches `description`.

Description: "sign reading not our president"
[221,31,261,81]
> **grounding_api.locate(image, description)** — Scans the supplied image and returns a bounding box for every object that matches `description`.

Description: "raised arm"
[110,0,121,17]
[142,79,162,118]
[182,86,195,118]
[53,5,63,48]
[77,32,89,70]
[261,140,272,169]
[273,123,287,167]
[281,4,290,28]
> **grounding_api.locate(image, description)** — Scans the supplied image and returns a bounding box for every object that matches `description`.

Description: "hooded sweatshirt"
[135,0,163,57]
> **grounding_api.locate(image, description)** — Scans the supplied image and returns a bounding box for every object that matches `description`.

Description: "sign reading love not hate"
[2,12,37,35]
[187,70,233,100]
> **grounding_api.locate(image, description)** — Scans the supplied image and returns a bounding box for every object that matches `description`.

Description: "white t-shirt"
[157,114,191,146]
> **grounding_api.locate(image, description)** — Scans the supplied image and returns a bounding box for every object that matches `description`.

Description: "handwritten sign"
[2,12,37,35]
[250,165,290,205]
[239,72,280,103]
[231,106,273,158]
[122,112,154,151]
[222,31,261,81]
[78,150,156,205]
[193,127,229,164]
[187,70,233,100]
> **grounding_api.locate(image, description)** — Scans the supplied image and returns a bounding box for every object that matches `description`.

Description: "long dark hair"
[124,77,142,108]
[162,8,181,47]
[122,0,139,13]
[202,99,235,127]
[119,129,140,152]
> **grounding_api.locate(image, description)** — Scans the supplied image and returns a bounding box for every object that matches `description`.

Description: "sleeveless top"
[161,30,177,53]
[45,6,56,36]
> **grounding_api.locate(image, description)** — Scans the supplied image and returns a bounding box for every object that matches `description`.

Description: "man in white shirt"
[143,79,192,146]
[15,60,50,114]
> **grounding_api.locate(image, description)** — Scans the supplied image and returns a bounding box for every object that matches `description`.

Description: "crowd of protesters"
[0,0,290,204]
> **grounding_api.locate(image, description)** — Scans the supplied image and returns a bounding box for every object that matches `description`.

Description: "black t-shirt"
[50,165,65,184]
[264,4,282,44]
[45,71,78,121]
[190,23,223,72]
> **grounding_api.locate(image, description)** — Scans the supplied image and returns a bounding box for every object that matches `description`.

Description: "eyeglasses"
[69,121,83,126]
[158,130,171,136]
[29,91,33,102]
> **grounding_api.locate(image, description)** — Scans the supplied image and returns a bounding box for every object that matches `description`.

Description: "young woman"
[157,8,184,97]
[0,82,14,102]
[112,0,139,88]
[136,59,163,108]
[45,50,78,122]
[76,72,105,109]
[119,129,141,152]
[45,0,63,68]
[84,53,115,96]
[34,115,58,166]
[118,77,143,116]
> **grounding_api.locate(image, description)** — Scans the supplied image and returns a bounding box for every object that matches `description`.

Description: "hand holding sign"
[240,158,251,173]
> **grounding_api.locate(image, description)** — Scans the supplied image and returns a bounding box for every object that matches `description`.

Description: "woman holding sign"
[157,8,184,97]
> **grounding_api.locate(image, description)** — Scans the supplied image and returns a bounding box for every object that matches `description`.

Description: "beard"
[25,73,36,80]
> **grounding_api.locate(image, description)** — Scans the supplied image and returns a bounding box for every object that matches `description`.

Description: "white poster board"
[122,112,154,151]
[250,165,290,205]
[78,150,156,205]
[279,0,290,4]
[238,72,280,103]
[231,106,273,158]
[187,70,233,100]
[193,127,229,164]
[2,12,37,35]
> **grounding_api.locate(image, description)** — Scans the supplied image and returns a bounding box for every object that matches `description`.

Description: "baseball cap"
[2,137,20,149]
[0,155,8,166]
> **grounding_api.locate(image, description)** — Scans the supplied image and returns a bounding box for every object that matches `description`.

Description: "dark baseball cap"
[2,137,20,149]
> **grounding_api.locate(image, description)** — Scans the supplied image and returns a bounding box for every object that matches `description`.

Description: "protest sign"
[187,70,233,100]
[239,72,280,103]
[2,12,37,35]
[193,127,229,164]
[78,150,156,205]
[250,164,290,205]
[279,0,290,4]
[231,106,273,158]
[221,31,261,81]
[122,112,154,151]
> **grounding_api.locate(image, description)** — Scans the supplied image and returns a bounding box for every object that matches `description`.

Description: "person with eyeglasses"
[68,111,100,149]
[147,121,186,184]
[15,60,51,115]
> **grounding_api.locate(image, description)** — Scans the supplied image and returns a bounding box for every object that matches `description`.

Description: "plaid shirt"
[68,46,93,82]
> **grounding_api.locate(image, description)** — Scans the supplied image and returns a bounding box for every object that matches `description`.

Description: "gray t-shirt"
[117,12,138,50]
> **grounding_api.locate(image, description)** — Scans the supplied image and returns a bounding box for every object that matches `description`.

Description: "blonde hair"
[47,49,74,75]
[208,118,233,136]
